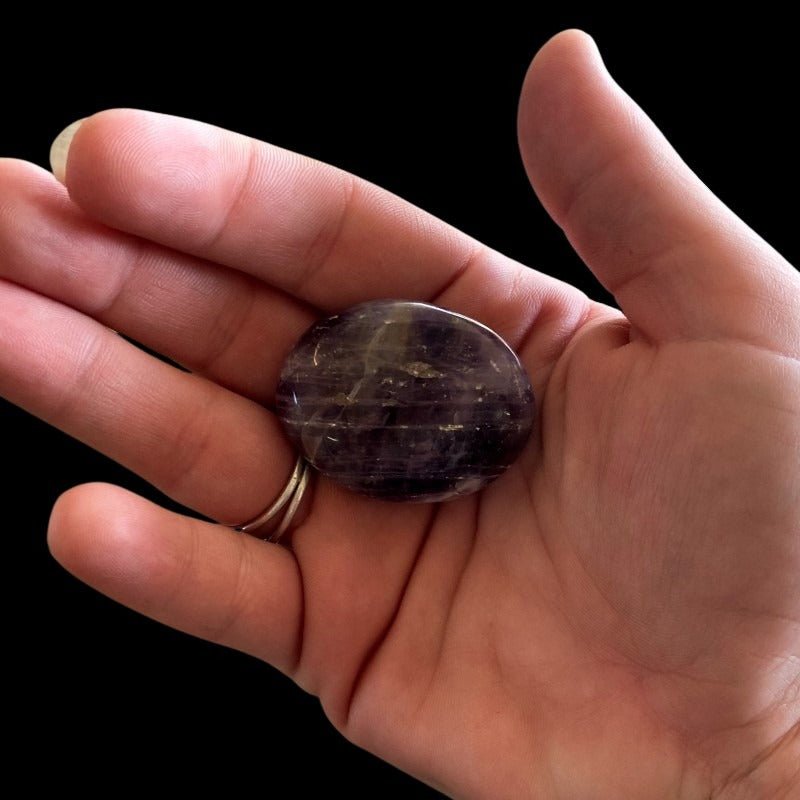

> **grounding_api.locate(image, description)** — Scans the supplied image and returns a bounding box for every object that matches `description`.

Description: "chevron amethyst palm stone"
[275,300,535,502]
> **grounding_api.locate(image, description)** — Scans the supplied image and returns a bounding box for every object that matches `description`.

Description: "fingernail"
[49,119,85,184]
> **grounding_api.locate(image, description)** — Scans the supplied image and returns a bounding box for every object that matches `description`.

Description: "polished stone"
[276,300,535,502]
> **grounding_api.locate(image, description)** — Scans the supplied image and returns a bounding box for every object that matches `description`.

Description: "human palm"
[2,31,797,799]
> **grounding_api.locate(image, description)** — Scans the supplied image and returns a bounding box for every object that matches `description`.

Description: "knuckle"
[293,170,358,294]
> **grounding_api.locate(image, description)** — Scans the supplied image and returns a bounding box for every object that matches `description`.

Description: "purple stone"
[275,300,535,502]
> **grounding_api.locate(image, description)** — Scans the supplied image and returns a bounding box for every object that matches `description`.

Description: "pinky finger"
[48,482,303,675]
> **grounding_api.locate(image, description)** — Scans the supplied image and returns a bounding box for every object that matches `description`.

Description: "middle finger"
[0,159,315,405]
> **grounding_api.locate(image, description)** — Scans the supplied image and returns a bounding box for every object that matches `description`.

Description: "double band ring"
[232,455,311,543]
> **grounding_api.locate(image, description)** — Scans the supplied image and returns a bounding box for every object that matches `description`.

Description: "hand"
[2,30,798,799]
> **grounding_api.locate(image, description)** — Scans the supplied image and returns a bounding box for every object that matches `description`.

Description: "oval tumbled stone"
[275,300,535,502]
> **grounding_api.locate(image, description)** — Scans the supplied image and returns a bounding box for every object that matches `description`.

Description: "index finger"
[54,109,495,311]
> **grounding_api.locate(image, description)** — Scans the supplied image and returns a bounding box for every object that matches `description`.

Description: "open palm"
[2,32,797,799]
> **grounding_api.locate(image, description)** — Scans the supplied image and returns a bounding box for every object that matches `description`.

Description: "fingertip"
[521,28,603,91]
[0,156,53,185]
[519,27,608,121]
[543,28,599,57]
[46,482,99,568]
[61,107,246,243]
[0,158,66,240]
[47,482,169,598]
[53,109,141,188]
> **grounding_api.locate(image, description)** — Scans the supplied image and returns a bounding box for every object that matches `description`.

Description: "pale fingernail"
[49,119,85,184]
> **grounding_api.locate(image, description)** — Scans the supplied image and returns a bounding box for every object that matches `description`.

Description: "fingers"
[518,30,800,352]
[0,162,586,411]
[56,109,539,314]
[48,483,303,673]
[0,279,294,524]
[0,159,314,404]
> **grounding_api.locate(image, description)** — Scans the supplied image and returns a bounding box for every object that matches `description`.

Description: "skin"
[0,30,798,798]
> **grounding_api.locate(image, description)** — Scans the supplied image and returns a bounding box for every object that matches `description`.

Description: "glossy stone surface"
[276,300,535,502]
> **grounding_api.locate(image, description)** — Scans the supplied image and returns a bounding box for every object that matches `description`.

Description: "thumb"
[518,30,799,354]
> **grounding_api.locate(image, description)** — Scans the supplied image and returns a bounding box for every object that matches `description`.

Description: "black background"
[2,13,797,797]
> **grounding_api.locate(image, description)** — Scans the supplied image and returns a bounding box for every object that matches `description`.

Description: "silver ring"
[232,455,311,543]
